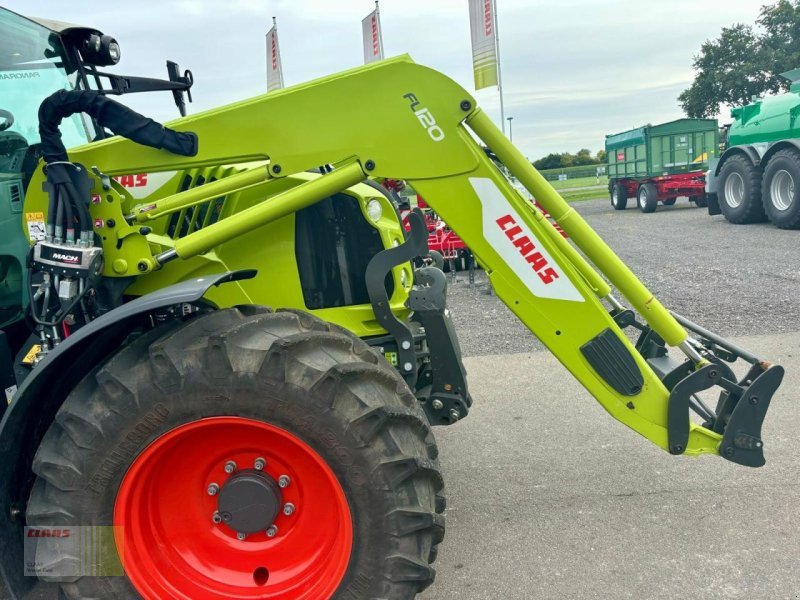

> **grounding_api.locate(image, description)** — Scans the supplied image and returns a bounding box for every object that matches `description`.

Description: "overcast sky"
[7,0,763,158]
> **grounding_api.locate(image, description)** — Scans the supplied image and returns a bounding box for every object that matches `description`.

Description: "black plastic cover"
[580,328,643,396]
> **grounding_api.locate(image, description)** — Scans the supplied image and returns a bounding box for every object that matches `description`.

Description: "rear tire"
[691,194,708,208]
[610,182,628,210]
[762,148,800,229]
[26,308,444,599]
[662,198,677,206]
[637,183,658,213]
[717,154,766,224]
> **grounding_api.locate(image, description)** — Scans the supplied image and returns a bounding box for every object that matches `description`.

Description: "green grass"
[550,175,608,190]
[561,187,609,202]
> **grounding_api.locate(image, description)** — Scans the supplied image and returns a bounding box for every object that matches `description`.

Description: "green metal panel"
[606,118,718,179]
[728,79,800,147]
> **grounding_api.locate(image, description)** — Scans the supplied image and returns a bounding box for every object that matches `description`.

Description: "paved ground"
[424,196,800,599]
[422,331,799,600]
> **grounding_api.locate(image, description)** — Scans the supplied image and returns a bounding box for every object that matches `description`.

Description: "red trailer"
[610,172,708,213]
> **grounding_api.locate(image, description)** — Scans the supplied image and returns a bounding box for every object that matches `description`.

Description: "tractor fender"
[715,145,762,176]
[0,270,255,599]
[760,138,800,166]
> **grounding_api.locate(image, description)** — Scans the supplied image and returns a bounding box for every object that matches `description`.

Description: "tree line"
[532,149,606,171]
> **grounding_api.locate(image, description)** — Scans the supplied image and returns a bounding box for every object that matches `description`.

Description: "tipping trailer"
[607,119,719,213]
[705,69,800,229]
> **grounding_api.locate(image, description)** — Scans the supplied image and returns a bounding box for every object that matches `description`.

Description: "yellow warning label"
[21,344,41,366]
[25,212,44,222]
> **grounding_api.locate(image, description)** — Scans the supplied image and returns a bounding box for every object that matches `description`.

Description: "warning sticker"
[25,212,46,241]
[21,344,41,366]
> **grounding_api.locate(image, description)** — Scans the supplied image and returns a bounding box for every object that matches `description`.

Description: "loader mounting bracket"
[365,209,428,387]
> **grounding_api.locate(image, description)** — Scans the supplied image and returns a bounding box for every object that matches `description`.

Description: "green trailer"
[606,118,719,213]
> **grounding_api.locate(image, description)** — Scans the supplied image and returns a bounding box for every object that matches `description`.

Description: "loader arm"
[52,55,780,465]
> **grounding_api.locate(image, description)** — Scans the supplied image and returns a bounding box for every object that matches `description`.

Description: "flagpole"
[375,1,384,58]
[491,0,506,135]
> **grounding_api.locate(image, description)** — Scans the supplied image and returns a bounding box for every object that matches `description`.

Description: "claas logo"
[27,528,71,538]
[496,214,559,284]
[114,174,148,188]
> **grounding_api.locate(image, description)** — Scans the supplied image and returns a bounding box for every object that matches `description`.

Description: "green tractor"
[0,7,784,600]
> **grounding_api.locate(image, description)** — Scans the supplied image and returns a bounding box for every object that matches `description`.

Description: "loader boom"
[28,55,780,464]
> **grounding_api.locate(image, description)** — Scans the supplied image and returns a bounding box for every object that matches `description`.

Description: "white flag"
[362,5,384,64]
[266,18,284,92]
[468,0,499,90]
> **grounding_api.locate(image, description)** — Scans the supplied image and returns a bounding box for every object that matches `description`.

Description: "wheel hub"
[217,469,282,534]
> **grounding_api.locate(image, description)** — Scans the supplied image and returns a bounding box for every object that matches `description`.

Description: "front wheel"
[637,183,658,213]
[762,148,800,229]
[26,308,444,599]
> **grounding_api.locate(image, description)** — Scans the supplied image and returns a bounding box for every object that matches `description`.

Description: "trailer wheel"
[662,198,677,206]
[762,148,800,229]
[717,154,766,224]
[610,182,627,210]
[637,183,658,213]
[25,308,444,600]
[691,194,708,208]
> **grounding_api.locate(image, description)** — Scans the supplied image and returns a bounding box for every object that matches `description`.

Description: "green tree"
[680,1,800,118]
[533,153,563,170]
[595,149,607,163]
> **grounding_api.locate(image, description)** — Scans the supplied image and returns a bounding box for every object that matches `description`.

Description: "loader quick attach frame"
[36,55,780,467]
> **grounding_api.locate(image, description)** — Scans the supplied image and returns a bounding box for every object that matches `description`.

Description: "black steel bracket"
[365,210,428,387]
[409,266,471,425]
[719,364,783,467]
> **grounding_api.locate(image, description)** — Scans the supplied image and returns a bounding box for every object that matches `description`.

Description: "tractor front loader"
[0,8,783,600]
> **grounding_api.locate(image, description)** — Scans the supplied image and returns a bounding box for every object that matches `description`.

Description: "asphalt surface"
[423,331,799,600]
[449,197,800,357]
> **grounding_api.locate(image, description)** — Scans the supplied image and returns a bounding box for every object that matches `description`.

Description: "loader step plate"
[580,328,643,396]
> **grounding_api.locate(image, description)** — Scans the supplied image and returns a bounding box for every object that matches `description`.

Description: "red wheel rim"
[114,417,353,599]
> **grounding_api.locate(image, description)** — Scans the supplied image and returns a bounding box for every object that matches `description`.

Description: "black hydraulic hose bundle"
[37,89,198,242]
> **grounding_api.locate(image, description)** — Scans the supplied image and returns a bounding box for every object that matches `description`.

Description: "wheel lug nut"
[254,457,266,471]
[212,511,222,524]
[236,532,246,541]
[283,502,295,516]
[278,475,291,488]
[207,483,219,496]
[266,525,278,538]
[224,460,237,474]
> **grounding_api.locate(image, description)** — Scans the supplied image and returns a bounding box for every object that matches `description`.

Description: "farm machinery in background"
[705,68,800,229]
[606,119,718,213]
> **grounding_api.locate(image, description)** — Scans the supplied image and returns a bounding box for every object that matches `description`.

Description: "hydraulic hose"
[37,89,198,243]
[38,89,197,164]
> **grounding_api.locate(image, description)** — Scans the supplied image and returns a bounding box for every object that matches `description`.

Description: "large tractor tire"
[762,148,800,229]
[637,183,658,213]
[610,181,627,210]
[25,307,444,599]
[717,154,766,224]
